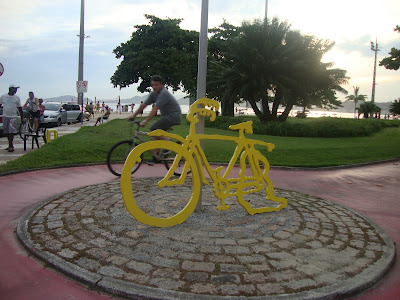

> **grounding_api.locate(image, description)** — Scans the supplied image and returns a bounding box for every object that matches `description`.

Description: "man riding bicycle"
[127,75,181,141]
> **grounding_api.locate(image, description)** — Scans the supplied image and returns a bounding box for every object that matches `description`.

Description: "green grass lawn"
[0,118,399,174]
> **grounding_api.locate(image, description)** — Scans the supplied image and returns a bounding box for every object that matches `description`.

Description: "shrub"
[204,116,400,138]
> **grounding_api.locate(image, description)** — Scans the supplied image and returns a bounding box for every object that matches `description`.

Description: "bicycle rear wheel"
[121,140,200,227]
[19,120,34,139]
[107,140,140,176]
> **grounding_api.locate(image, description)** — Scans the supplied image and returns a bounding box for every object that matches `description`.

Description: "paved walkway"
[0,111,133,165]
[1,161,399,299]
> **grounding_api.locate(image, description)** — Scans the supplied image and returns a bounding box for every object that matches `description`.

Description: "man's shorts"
[29,110,40,118]
[150,117,180,131]
[2,117,18,134]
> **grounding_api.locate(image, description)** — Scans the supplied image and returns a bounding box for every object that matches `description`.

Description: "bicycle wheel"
[121,140,201,227]
[19,120,34,139]
[107,140,140,176]
[162,142,192,176]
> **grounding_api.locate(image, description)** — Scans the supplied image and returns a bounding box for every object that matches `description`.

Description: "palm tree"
[345,86,367,118]
[356,101,381,119]
[208,18,348,122]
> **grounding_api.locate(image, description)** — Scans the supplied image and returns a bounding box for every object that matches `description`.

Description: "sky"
[1,0,399,104]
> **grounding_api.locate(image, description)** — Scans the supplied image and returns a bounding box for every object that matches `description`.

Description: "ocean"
[98,101,358,119]
[84,98,392,119]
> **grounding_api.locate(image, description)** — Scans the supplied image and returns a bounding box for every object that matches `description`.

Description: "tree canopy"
[207,18,348,121]
[379,25,400,71]
[356,101,381,119]
[389,99,400,115]
[111,15,198,95]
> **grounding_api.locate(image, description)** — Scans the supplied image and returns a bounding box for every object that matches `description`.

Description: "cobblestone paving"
[18,178,395,299]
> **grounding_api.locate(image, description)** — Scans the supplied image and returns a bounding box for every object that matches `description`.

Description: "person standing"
[128,75,181,141]
[87,101,94,118]
[0,85,24,152]
[22,91,39,132]
[38,98,45,123]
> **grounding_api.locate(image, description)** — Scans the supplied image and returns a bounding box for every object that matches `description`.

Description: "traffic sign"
[0,63,4,77]
[76,80,88,93]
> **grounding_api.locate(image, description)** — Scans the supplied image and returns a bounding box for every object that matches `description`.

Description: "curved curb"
[2,158,399,177]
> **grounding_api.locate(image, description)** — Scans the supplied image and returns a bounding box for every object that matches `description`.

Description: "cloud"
[0,0,399,101]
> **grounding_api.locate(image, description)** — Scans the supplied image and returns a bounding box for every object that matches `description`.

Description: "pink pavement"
[0,162,399,299]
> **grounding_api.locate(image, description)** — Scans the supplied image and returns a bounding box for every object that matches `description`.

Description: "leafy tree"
[111,15,199,95]
[208,18,348,121]
[345,86,368,118]
[207,21,241,116]
[379,25,400,70]
[389,98,400,115]
[356,101,381,119]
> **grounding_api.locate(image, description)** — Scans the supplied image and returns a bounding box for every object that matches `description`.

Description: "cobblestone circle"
[17,178,395,299]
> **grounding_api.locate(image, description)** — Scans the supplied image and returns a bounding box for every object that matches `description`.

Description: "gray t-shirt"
[145,87,181,123]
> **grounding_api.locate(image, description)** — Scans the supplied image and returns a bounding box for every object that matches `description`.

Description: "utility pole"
[265,0,268,20]
[370,38,381,103]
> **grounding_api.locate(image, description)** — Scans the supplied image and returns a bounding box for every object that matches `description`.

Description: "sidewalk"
[0,111,133,165]
[0,161,399,299]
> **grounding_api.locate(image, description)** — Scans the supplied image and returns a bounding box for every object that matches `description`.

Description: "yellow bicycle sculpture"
[120,98,287,227]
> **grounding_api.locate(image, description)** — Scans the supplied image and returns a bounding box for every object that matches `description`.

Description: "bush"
[205,115,400,138]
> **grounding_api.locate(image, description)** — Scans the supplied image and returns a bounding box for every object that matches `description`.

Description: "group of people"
[1,75,181,155]
[0,85,45,152]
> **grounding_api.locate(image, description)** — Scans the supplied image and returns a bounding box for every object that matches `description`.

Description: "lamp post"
[77,0,85,106]
[77,0,90,107]
[195,0,209,212]
[370,38,380,103]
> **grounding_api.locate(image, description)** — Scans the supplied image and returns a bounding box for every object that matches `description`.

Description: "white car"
[42,102,85,127]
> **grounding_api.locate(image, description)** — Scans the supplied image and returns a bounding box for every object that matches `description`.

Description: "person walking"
[0,85,24,152]
[128,75,181,142]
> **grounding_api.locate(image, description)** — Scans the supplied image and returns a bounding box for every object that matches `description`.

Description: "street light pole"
[195,0,209,212]
[77,0,85,106]
[370,38,381,103]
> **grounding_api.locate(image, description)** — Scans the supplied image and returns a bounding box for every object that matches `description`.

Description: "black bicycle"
[106,120,188,177]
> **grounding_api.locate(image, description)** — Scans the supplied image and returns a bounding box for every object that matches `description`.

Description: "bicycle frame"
[149,120,286,215]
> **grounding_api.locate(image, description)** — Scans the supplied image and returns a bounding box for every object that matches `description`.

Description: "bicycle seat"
[229,121,253,134]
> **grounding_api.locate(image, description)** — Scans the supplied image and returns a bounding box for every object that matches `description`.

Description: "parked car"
[42,102,86,127]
